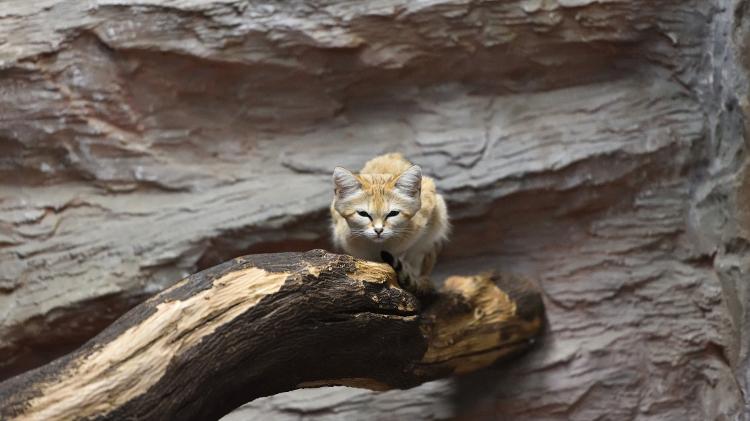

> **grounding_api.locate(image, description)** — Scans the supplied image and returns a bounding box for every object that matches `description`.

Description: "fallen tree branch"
[0,250,544,421]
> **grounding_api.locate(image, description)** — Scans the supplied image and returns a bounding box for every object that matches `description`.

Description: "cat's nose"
[374,227,384,236]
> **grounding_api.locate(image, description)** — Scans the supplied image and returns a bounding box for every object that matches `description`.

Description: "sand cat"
[330,153,449,295]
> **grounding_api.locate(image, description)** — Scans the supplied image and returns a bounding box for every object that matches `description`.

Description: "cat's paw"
[380,251,407,286]
[380,250,408,286]
[380,251,401,270]
[380,251,433,297]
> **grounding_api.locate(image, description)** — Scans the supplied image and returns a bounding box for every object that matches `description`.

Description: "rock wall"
[0,0,747,419]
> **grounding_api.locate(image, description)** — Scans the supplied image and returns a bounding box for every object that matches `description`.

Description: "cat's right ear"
[333,167,361,199]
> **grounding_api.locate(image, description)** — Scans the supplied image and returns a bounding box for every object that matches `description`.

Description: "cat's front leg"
[380,251,434,297]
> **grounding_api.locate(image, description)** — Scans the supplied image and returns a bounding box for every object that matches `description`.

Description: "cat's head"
[332,165,422,243]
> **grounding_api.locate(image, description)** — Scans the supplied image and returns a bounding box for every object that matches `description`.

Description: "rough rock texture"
[0,0,747,419]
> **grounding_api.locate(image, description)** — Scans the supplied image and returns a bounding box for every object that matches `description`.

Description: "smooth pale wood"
[0,250,544,421]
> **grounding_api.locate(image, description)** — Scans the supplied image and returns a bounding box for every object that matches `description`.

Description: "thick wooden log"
[0,250,543,421]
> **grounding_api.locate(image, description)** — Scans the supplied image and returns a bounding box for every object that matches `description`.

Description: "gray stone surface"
[0,0,747,419]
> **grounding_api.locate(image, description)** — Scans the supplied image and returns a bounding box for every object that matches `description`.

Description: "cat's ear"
[333,167,361,199]
[395,165,422,198]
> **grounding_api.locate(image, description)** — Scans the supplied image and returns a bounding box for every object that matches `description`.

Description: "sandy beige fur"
[330,153,449,293]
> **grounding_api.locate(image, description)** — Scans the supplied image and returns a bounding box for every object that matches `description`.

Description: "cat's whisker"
[330,153,450,296]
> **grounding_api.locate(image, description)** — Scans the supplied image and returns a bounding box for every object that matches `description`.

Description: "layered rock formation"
[0,0,747,419]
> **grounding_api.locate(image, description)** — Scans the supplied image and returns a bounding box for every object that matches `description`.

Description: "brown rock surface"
[0,0,747,419]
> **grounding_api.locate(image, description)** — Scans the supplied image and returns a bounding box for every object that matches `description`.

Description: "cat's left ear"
[395,165,422,198]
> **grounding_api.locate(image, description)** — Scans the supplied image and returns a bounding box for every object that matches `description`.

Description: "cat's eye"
[386,210,400,218]
[357,210,372,220]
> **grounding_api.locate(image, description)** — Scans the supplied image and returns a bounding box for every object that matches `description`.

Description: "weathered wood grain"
[0,250,544,421]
